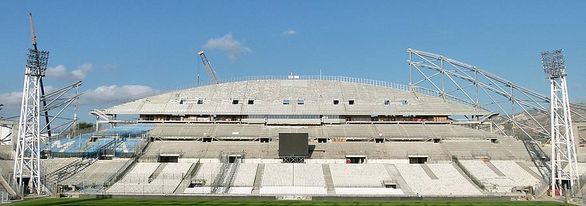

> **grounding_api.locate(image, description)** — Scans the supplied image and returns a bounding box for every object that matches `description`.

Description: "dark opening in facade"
[159,155,179,163]
[346,156,366,164]
[260,137,271,143]
[409,156,428,164]
[228,155,242,163]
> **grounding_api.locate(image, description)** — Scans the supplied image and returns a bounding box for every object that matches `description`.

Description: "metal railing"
[0,191,9,204]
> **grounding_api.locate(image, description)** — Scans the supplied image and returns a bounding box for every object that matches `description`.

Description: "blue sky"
[1,1,585,122]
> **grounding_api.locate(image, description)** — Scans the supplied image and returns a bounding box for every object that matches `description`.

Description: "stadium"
[0,75,542,195]
[2,60,586,204]
[1,9,586,206]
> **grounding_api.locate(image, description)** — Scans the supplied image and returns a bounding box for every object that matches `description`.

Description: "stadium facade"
[3,75,573,199]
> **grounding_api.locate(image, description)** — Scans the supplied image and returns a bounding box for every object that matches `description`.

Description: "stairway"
[516,161,542,180]
[420,164,439,179]
[46,158,97,184]
[210,163,230,194]
[251,164,264,195]
[0,175,16,197]
[522,139,550,181]
[384,164,414,195]
[484,161,506,177]
[148,163,167,183]
[174,162,200,193]
[223,161,240,194]
[451,162,485,192]
[321,164,335,195]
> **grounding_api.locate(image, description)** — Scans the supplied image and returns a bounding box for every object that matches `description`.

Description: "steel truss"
[542,49,579,197]
[13,13,82,196]
[407,48,584,141]
[13,77,81,196]
[0,122,14,145]
[406,48,584,187]
[41,81,82,141]
[13,47,47,195]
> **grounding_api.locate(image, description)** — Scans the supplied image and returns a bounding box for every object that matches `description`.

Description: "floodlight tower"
[13,13,49,195]
[541,49,580,197]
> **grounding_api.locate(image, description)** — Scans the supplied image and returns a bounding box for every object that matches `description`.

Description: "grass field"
[6,198,571,206]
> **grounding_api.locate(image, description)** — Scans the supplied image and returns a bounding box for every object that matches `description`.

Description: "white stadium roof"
[103,76,489,116]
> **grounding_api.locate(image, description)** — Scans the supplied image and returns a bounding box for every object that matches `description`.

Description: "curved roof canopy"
[102,77,488,116]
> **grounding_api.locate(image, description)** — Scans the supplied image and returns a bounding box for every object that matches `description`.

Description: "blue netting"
[84,138,114,154]
[46,124,151,157]
[43,133,93,154]
[64,134,93,154]
[97,124,153,138]
[114,138,142,157]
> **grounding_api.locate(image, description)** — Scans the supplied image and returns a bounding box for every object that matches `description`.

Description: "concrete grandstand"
[3,74,576,200]
[2,66,586,204]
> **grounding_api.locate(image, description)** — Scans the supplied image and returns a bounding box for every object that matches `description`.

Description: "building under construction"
[1,14,586,202]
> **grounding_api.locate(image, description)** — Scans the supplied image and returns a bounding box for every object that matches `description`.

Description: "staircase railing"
[210,162,230,194]
[223,161,240,193]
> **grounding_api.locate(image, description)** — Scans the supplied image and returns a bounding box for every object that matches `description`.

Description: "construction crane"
[197,51,219,84]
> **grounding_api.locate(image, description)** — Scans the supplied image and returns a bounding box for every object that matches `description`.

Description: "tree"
[76,122,94,130]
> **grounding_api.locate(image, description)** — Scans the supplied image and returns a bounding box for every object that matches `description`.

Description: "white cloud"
[0,85,157,117]
[46,63,92,80]
[0,86,53,117]
[282,28,296,36]
[0,91,23,106]
[80,85,158,104]
[0,91,22,117]
[203,33,251,60]
[0,85,155,106]
[0,86,55,107]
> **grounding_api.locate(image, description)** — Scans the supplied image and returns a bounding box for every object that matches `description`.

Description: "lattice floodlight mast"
[13,13,49,195]
[542,49,579,197]
[13,14,82,196]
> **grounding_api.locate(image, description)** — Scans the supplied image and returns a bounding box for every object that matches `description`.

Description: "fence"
[107,173,186,195]
[0,191,9,204]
